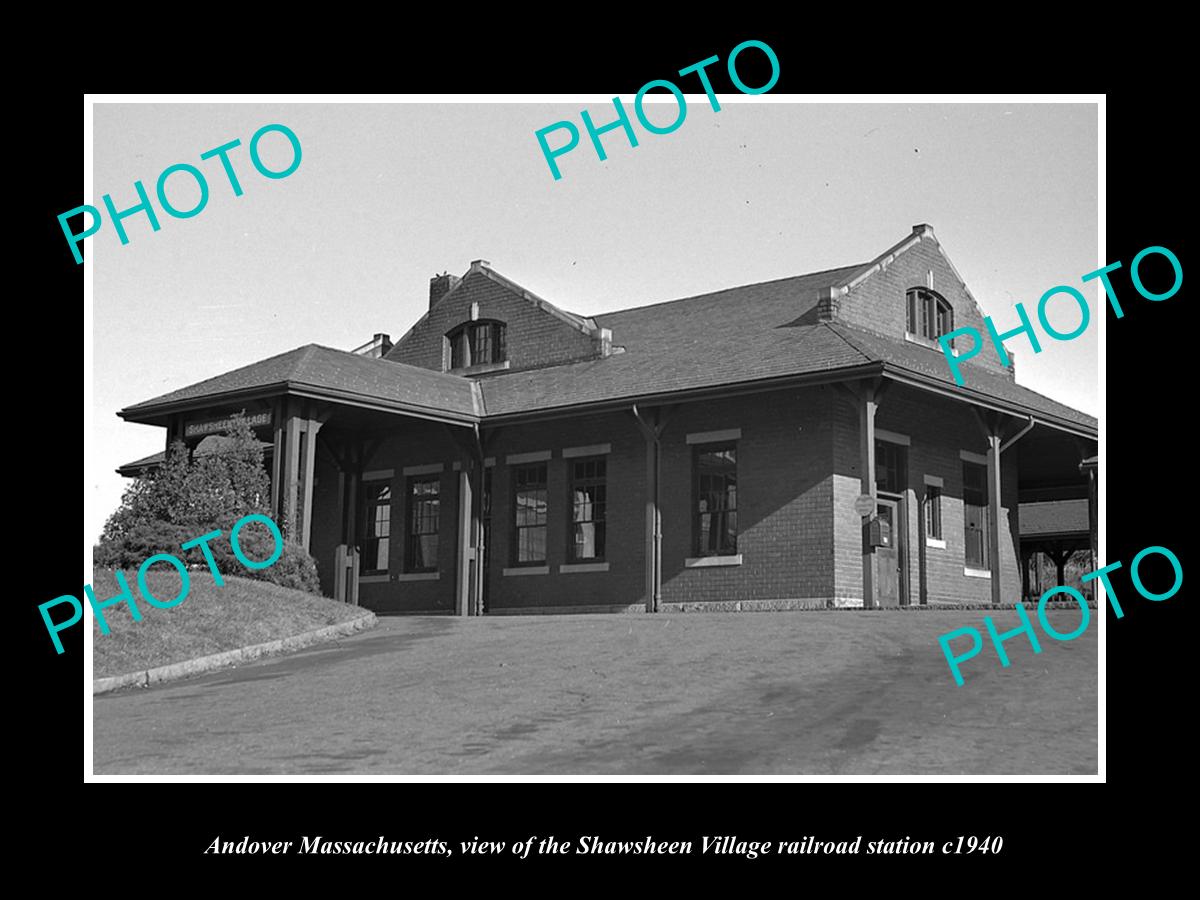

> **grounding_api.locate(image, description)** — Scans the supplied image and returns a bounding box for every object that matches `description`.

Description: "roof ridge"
[594,264,869,320]
[302,343,477,383]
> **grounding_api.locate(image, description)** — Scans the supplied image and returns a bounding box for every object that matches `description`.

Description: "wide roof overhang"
[476,362,1097,441]
[118,381,481,429]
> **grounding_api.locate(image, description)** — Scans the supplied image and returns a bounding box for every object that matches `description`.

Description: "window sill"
[964,567,992,579]
[448,360,511,377]
[905,331,954,354]
[359,574,390,584]
[685,554,743,568]
[503,565,549,576]
[926,538,947,549]
[559,562,609,574]
[397,571,439,582]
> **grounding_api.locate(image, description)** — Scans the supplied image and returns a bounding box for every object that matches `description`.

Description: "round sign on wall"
[853,494,876,517]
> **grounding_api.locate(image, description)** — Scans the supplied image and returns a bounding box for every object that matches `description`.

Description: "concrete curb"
[93,611,378,695]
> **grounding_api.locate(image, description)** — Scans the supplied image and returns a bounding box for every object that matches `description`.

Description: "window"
[361,481,392,575]
[906,288,953,343]
[406,476,440,572]
[875,440,905,494]
[694,443,738,556]
[962,462,989,569]
[569,457,606,561]
[925,485,943,540]
[511,463,548,565]
[446,320,506,370]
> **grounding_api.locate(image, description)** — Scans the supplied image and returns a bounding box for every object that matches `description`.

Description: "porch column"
[858,383,878,609]
[298,416,323,552]
[165,413,184,455]
[986,430,1003,606]
[270,398,284,519]
[455,468,473,616]
[632,406,668,613]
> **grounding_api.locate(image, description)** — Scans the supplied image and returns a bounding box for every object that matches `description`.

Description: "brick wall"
[306,381,1025,614]
[386,269,601,374]
[485,411,647,611]
[658,387,836,605]
[831,385,1023,605]
[838,234,1015,378]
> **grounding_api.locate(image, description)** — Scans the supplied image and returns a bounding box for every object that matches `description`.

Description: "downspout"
[631,404,662,613]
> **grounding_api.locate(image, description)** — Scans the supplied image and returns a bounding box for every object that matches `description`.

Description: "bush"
[94,520,193,571]
[94,515,321,594]
[96,413,323,595]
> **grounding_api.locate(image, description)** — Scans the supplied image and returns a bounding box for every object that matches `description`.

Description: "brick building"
[118,226,1097,614]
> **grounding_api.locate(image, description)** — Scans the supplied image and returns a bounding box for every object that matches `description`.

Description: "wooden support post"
[986,430,1003,606]
[456,469,472,616]
[858,382,878,609]
[298,417,322,552]
[283,400,302,539]
[632,405,665,613]
[270,399,284,519]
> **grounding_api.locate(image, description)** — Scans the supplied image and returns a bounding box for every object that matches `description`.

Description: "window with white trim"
[906,287,953,344]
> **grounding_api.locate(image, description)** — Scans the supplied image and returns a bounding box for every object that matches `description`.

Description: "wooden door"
[874,499,901,607]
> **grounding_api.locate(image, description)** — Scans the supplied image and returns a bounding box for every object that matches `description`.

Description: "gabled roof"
[117,230,1097,440]
[478,265,870,415]
[385,259,604,361]
[119,344,481,424]
[475,265,1096,436]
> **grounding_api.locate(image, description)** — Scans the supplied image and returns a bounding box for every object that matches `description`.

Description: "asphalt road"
[93,610,1098,775]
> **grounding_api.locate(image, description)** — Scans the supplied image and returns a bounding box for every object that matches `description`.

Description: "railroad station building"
[118,226,1098,614]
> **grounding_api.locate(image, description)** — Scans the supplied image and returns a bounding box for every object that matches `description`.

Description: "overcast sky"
[90,100,1098,543]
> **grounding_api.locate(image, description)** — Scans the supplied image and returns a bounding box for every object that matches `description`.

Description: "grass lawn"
[91,569,368,679]
[94,607,1098,775]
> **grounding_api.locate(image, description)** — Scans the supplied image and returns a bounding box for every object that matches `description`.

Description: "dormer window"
[446,320,506,371]
[906,288,953,345]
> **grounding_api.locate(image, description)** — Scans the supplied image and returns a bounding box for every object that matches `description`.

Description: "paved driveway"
[93,610,1098,775]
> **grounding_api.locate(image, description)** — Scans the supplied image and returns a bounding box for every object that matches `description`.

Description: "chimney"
[817,285,843,321]
[429,272,461,309]
[351,333,393,358]
[912,223,934,237]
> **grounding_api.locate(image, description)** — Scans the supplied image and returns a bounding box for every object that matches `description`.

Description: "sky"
[90,100,1099,544]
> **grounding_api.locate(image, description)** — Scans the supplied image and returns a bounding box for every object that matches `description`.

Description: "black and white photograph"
[79,95,1107,779]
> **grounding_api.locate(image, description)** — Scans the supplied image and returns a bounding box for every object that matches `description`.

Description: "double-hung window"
[512,463,548,565]
[406,476,440,573]
[694,443,738,556]
[568,457,606,562]
[925,485,943,540]
[361,481,392,575]
[962,461,989,570]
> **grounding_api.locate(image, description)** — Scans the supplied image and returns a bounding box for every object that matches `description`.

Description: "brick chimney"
[429,272,461,309]
[351,333,393,358]
[817,286,842,321]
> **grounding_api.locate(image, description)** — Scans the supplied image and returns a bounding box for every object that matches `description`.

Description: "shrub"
[96,412,323,595]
